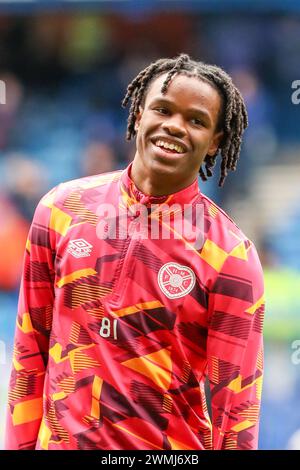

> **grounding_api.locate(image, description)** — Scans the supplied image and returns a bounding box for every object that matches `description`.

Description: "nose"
[161,114,187,138]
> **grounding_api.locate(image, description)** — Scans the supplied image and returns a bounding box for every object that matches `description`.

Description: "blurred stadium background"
[0,0,300,450]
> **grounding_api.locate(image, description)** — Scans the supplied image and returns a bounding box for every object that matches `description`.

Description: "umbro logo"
[67,238,93,258]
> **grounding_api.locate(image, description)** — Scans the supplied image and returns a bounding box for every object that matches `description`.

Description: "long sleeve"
[5,190,56,450]
[207,240,265,450]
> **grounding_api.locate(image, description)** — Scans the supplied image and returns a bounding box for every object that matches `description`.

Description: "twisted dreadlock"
[121,53,248,187]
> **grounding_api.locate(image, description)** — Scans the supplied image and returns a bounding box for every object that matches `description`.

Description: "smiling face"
[131,72,224,195]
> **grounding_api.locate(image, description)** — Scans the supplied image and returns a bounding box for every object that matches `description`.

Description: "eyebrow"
[149,97,212,125]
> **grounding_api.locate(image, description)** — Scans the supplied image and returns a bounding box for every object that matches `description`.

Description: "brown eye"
[155,108,168,114]
[191,118,203,126]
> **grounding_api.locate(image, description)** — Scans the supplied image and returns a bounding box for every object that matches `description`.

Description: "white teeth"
[155,140,184,153]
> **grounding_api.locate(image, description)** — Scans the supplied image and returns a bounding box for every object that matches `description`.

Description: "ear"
[134,106,144,132]
[207,130,224,156]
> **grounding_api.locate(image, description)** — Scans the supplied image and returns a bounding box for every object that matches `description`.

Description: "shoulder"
[41,169,122,206]
[32,169,122,225]
[200,193,264,294]
[199,192,262,270]
[200,192,249,243]
[55,169,122,199]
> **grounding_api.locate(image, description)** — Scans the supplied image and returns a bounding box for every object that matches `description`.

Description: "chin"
[149,159,180,177]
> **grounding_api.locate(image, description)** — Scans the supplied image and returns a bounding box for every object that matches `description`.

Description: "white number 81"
[99,317,117,339]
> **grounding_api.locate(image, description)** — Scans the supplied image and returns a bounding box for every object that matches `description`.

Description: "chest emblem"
[67,238,93,258]
[158,262,196,299]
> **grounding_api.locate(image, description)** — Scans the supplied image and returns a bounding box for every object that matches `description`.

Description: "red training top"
[6,163,265,450]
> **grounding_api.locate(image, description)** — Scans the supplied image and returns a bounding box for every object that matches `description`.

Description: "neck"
[131,157,195,196]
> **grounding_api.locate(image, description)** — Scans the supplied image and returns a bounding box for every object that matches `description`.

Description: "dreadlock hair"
[121,53,248,187]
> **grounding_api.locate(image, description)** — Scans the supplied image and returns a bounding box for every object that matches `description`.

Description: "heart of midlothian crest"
[158,262,196,299]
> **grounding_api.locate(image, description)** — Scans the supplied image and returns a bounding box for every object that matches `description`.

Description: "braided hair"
[121,53,248,187]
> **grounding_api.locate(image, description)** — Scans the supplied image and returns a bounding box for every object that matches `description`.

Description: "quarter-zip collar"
[120,163,201,207]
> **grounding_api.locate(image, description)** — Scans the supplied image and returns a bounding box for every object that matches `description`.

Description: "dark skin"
[131,72,224,197]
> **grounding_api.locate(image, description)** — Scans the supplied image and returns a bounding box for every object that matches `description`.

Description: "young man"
[6,54,264,450]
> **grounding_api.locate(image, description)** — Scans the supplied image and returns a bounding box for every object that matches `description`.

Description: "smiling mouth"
[152,139,186,155]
